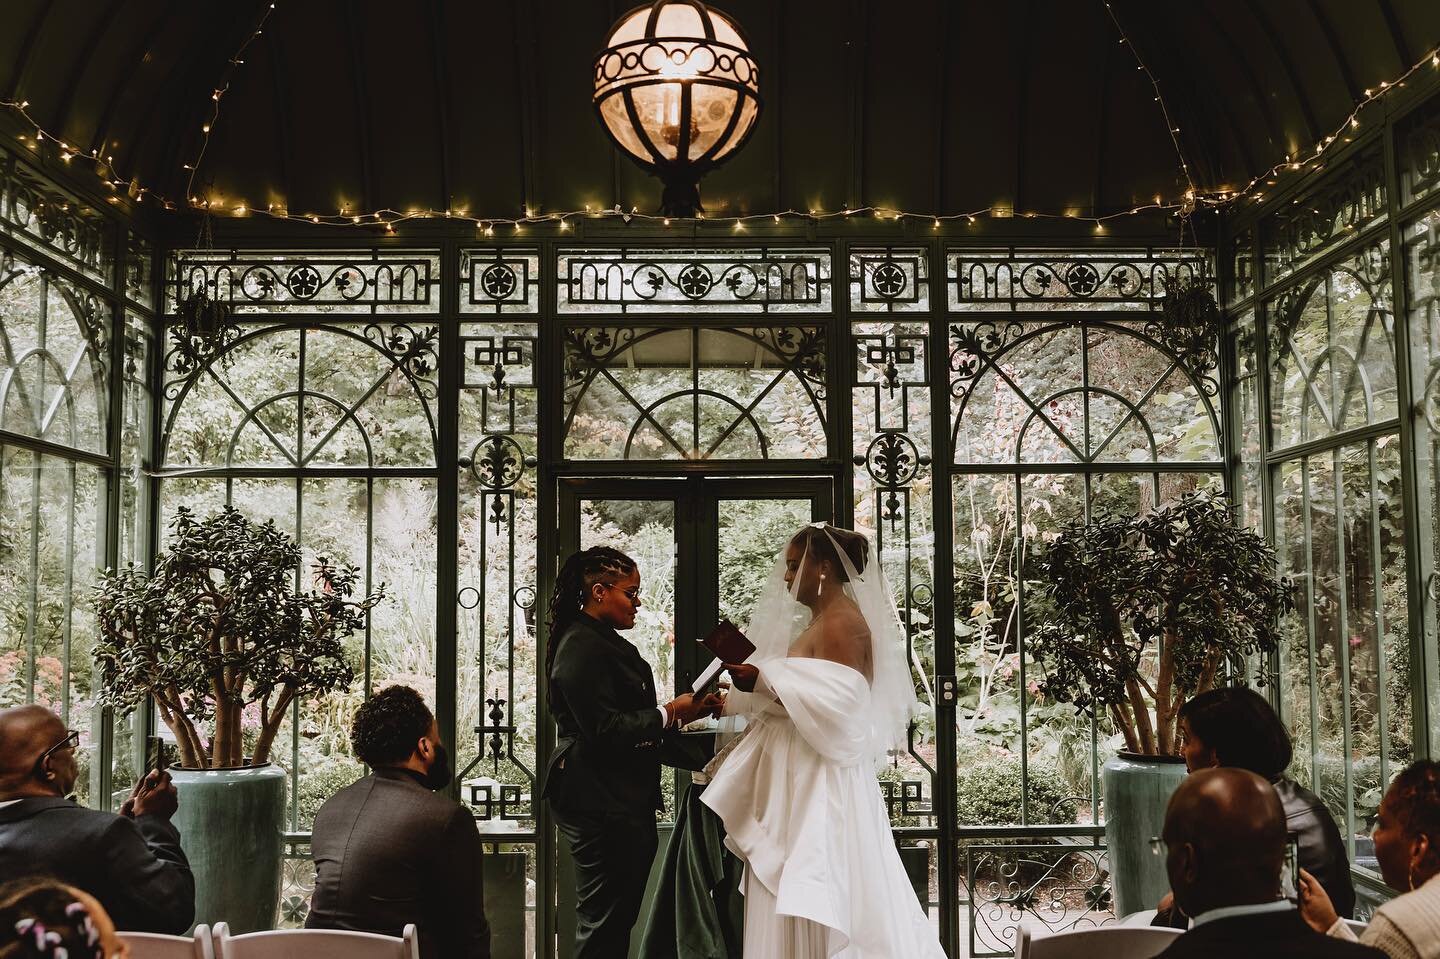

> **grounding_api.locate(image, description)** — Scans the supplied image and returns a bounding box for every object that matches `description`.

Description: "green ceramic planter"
[170,764,286,934]
[1102,752,1187,918]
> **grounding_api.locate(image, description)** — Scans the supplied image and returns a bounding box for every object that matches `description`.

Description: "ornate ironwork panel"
[277,838,316,928]
[563,325,827,460]
[1266,240,1395,452]
[946,249,1206,312]
[460,248,541,314]
[1400,94,1440,209]
[1226,227,1254,305]
[168,250,441,314]
[1262,147,1388,286]
[556,247,832,313]
[965,842,1114,957]
[0,249,111,455]
[0,155,112,283]
[849,247,930,313]
[160,321,439,468]
[458,317,539,826]
[949,319,1221,464]
[853,317,937,824]
[125,233,154,310]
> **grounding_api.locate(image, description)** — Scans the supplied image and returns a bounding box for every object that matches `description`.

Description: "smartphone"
[144,735,169,777]
[1280,832,1302,901]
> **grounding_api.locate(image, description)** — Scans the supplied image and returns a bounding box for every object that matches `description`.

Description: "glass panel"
[1262,147,1387,285]
[460,249,541,315]
[1274,437,1407,871]
[0,447,105,806]
[1230,313,1263,526]
[716,498,812,628]
[161,324,439,468]
[950,321,1220,466]
[1404,211,1440,759]
[1399,95,1440,209]
[579,499,677,701]
[1226,227,1255,305]
[0,251,111,455]
[563,326,826,461]
[1268,241,1397,451]
[125,234,155,310]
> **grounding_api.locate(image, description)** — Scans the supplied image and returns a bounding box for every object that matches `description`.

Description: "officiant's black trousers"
[554,807,659,958]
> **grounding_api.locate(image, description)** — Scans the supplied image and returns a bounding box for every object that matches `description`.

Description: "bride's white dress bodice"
[700,657,945,958]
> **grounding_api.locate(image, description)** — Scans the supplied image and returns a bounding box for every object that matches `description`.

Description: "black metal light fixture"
[593,0,762,217]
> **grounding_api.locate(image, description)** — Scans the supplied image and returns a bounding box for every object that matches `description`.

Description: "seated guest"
[0,877,128,959]
[1299,760,1440,959]
[1154,766,1382,959]
[307,686,490,959]
[1156,686,1354,926]
[0,705,193,934]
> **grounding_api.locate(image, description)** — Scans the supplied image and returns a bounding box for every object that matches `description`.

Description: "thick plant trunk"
[250,687,296,767]
[1125,677,1157,754]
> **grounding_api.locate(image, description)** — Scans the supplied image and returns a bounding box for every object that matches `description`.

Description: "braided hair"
[0,879,105,959]
[547,546,637,670]
[1387,760,1440,867]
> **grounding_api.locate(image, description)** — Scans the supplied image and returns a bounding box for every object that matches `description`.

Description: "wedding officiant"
[542,546,723,958]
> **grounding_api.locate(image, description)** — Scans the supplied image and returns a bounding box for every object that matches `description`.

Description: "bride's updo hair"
[790,525,869,581]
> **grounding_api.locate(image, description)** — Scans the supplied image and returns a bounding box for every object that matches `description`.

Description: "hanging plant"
[1146,269,1222,395]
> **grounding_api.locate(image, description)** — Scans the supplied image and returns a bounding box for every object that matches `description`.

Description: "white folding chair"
[1016,924,1182,959]
[212,922,419,959]
[118,924,215,959]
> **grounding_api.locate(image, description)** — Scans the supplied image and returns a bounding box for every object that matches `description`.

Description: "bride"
[700,524,946,957]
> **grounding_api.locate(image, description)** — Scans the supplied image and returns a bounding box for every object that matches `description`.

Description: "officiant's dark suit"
[544,609,712,958]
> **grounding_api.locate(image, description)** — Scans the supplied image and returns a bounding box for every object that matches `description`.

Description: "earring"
[1409,863,1418,892]
[819,572,825,596]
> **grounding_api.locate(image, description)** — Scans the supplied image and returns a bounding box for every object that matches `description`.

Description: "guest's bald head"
[1163,767,1287,917]
[0,705,73,798]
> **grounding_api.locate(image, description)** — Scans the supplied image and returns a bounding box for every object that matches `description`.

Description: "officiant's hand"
[697,692,725,718]
[666,693,710,727]
[724,663,759,692]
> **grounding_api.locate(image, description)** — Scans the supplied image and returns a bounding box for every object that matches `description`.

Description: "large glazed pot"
[170,764,286,934]
[1102,752,1187,918]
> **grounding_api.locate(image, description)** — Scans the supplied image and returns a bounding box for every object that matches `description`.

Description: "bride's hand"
[724,663,759,692]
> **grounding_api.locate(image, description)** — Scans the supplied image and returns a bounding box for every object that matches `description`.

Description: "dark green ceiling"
[2,0,1438,221]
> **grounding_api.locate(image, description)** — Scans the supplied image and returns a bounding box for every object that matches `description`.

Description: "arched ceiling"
[2,0,1438,223]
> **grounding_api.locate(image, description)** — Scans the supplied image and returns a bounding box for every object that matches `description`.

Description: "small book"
[691,620,756,694]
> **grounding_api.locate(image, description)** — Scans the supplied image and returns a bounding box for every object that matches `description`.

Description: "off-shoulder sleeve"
[755,657,870,765]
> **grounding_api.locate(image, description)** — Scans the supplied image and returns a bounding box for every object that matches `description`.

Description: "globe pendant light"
[593,0,762,217]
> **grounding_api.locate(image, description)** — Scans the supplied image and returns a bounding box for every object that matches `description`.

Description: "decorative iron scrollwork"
[948,321,1025,401]
[558,248,831,312]
[362,322,440,397]
[1262,148,1387,282]
[172,252,437,311]
[966,843,1114,956]
[0,158,110,281]
[948,251,1205,310]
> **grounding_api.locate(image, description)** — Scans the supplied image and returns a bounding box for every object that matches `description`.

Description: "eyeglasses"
[1148,836,1167,857]
[33,729,80,776]
[601,582,641,603]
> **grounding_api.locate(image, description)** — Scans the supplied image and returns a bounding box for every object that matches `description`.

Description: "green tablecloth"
[638,782,746,959]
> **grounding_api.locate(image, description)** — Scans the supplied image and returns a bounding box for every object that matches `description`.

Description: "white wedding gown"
[701,656,946,958]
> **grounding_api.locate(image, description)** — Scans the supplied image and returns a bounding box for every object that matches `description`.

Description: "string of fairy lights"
[1,1,1438,235]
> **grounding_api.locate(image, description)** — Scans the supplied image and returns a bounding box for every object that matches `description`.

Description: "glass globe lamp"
[593,0,762,216]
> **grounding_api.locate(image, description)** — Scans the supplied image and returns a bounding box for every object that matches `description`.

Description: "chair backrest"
[119,924,215,959]
[212,922,419,959]
[1017,924,1183,959]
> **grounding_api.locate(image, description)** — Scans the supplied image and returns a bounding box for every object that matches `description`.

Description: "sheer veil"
[721,523,920,771]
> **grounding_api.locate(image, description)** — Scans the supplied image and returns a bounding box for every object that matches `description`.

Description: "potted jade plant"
[1029,490,1290,916]
[93,506,384,933]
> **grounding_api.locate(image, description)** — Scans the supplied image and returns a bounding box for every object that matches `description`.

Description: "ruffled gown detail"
[700,657,946,958]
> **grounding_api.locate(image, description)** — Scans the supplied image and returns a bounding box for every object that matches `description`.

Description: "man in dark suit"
[0,704,194,934]
[307,685,490,959]
[1154,767,1383,959]
[543,546,722,958]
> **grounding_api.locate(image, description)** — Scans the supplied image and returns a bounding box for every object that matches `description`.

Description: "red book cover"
[699,619,756,663]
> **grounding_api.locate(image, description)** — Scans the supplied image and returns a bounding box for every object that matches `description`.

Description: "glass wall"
[1222,85,1440,890]
[0,151,134,809]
